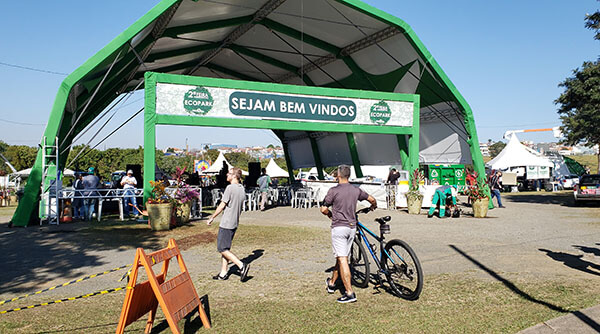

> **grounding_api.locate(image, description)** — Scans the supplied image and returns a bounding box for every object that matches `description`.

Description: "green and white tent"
[11,0,484,226]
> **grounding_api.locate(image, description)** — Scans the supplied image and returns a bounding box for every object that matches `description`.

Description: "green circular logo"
[369,100,391,125]
[183,86,213,115]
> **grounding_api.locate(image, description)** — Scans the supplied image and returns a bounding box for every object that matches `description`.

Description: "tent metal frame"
[10,0,487,226]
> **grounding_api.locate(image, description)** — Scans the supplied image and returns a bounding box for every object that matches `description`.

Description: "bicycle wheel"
[383,239,423,300]
[349,236,370,288]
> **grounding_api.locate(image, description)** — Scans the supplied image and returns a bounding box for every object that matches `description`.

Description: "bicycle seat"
[375,216,391,224]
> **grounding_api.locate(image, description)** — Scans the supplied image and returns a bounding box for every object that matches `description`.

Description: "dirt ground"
[0,191,599,332]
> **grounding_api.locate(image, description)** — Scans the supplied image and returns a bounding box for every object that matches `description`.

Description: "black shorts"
[217,227,237,252]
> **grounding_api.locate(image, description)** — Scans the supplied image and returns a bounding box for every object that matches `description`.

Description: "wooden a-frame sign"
[116,239,211,333]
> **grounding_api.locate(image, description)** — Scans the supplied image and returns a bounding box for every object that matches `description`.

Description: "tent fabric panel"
[286,136,315,169]
[168,0,262,28]
[211,49,289,80]
[270,0,385,49]
[305,59,353,86]
[315,133,353,167]
[350,34,421,76]
[172,26,239,44]
[353,133,402,166]
[419,121,472,165]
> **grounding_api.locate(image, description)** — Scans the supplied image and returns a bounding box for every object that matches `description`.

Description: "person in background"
[489,170,505,208]
[257,168,271,211]
[386,168,400,185]
[73,173,84,220]
[82,167,100,221]
[428,185,457,218]
[320,165,377,303]
[121,170,138,217]
[207,167,251,282]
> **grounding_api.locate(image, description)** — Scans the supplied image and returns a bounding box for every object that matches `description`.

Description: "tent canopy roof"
[50,0,473,169]
[486,134,553,170]
[203,151,249,175]
[265,158,288,178]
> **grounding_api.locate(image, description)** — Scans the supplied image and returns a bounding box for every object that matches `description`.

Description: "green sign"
[229,91,356,122]
[370,100,391,125]
[184,86,213,115]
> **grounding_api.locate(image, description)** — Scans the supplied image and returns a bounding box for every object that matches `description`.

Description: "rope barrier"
[0,286,130,314]
[0,264,130,306]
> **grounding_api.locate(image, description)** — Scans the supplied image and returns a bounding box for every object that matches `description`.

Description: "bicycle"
[349,207,423,300]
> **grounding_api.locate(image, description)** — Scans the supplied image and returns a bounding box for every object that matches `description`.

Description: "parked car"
[574,174,600,204]
[561,174,580,189]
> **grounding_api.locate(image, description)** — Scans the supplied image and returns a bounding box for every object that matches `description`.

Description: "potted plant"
[146,180,174,231]
[466,172,490,218]
[9,188,17,205]
[406,169,424,215]
[171,167,200,225]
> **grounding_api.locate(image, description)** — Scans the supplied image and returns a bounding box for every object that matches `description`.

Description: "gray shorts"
[331,226,356,257]
[217,227,237,252]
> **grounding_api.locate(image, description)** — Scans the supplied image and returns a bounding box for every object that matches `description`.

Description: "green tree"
[3,145,37,171]
[585,9,600,40]
[205,149,220,163]
[489,141,506,159]
[555,7,600,172]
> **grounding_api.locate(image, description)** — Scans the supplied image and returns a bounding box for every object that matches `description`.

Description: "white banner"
[155,83,414,127]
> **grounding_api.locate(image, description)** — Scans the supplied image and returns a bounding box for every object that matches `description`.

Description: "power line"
[0,61,68,76]
[0,118,45,126]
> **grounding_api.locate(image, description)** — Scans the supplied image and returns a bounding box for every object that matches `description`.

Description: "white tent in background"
[486,134,553,171]
[12,168,75,178]
[265,159,289,178]
[201,152,248,175]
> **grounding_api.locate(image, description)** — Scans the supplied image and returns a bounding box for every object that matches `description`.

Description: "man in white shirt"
[120,170,138,217]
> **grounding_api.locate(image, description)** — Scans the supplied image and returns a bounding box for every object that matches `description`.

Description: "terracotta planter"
[406,194,423,215]
[175,201,192,225]
[146,202,173,231]
[472,198,489,218]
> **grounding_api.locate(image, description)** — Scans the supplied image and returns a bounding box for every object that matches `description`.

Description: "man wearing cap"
[82,167,100,221]
[121,170,138,217]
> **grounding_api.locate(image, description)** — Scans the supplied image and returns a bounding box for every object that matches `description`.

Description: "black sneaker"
[337,292,357,303]
[427,213,433,218]
[212,273,228,280]
[326,278,336,294]
[240,263,250,281]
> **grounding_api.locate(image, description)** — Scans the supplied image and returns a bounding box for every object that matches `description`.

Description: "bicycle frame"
[356,220,411,274]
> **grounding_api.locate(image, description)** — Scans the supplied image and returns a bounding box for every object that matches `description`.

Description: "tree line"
[0,141,288,180]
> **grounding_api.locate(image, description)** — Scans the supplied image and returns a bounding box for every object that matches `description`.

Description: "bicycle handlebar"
[356,207,372,215]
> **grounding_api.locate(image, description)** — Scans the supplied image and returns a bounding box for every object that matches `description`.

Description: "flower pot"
[10,195,17,205]
[406,194,423,215]
[175,201,192,225]
[472,198,489,218]
[146,202,173,231]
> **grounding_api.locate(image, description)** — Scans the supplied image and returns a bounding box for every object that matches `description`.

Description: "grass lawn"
[1,212,600,333]
[570,154,599,174]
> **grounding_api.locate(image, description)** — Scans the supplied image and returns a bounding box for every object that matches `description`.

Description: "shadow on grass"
[539,248,600,277]
[224,249,264,281]
[449,244,568,312]
[450,244,600,332]
[0,220,167,295]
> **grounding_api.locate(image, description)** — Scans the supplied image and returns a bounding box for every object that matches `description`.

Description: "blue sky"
[0,0,598,149]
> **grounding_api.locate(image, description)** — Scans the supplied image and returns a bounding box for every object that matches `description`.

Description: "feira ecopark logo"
[369,100,391,125]
[183,86,213,115]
